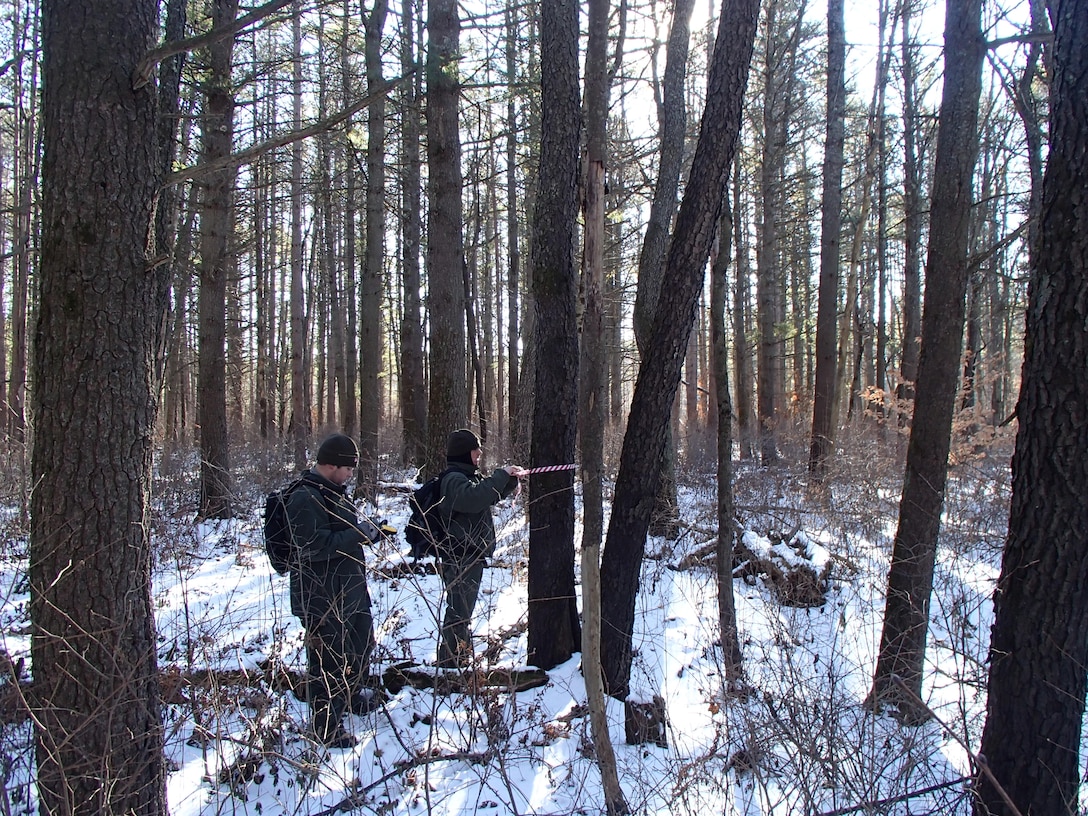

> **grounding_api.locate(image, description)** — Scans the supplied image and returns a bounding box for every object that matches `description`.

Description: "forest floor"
[1,428,1065,815]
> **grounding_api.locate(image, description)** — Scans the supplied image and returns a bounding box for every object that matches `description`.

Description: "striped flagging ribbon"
[522,464,578,475]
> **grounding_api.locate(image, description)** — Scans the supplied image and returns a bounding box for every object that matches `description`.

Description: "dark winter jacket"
[286,469,372,622]
[439,461,517,564]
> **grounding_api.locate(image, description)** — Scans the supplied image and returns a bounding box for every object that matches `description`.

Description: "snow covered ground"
[0,454,1038,815]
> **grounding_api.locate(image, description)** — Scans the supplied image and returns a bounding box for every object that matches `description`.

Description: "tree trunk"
[426,0,468,473]
[358,0,389,498]
[339,0,359,439]
[975,1,1088,811]
[30,0,168,811]
[632,0,696,538]
[600,0,760,698]
[808,0,845,476]
[580,0,626,803]
[504,0,522,449]
[754,0,804,466]
[712,187,743,683]
[526,0,581,671]
[289,1,309,469]
[7,1,35,445]
[897,4,923,405]
[869,0,984,719]
[198,0,240,520]
[398,0,427,467]
[731,161,756,460]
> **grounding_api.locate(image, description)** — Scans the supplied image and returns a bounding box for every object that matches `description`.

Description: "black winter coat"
[286,470,372,623]
[440,462,517,564]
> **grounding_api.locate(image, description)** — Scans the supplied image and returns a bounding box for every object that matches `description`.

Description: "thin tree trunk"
[399,0,427,467]
[600,0,760,698]
[732,161,756,460]
[712,187,743,684]
[339,0,359,439]
[289,1,309,469]
[808,0,845,476]
[897,2,922,406]
[580,0,626,805]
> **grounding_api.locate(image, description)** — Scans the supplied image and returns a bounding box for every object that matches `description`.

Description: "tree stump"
[624,694,668,747]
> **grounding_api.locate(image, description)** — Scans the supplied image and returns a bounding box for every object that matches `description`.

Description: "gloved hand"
[378,521,398,541]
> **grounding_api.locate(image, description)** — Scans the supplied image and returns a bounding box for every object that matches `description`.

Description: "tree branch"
[161,72,413,188]
[133,0,296,89]
[986,30,1052,50]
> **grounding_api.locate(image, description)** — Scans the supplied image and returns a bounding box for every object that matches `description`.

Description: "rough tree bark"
[398,0,427,467]
[526,0,582,671]
[30,0,168,811]
[197,0,239,520]
[975,0,1088,811]
[426,0,468,472]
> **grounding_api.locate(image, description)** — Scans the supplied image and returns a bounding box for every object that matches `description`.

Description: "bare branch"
[162,72,413,188]
[132,0,296,89]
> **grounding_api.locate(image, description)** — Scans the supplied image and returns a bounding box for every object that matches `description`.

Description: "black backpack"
[405,469,453,559]
[263,479,304,575]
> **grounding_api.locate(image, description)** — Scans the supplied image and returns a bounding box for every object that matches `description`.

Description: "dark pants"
[438,559,484,667]
[304,607,375,739]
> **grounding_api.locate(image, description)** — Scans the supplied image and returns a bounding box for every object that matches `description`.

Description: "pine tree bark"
[30,0,168,811]
[197,0,239,520]
[426,0,468,472]
[289,1,309,469]
[869,0,985,719]
[809,0,845,475]
[359,0,389,496]
[600,0,760,698]
[526,0,581,671]
[975,0,1088,810]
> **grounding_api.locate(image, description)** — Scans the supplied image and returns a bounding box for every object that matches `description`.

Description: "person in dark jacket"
[287,433,382,748]
[436,429,526,668]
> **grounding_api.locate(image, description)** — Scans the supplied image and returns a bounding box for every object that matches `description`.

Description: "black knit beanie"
[316,433,359,467]
[446,429,482,461]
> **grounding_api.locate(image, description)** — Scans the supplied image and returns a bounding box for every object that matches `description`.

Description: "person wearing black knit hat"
[435,429,526,668]
[286,433,384,748]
